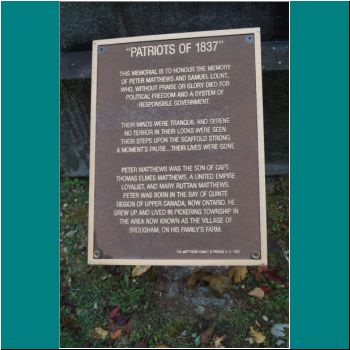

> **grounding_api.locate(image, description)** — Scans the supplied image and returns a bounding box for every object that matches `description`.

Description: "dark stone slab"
[60,2,289,51]
[263,71,289,175]
[60,79,91,177]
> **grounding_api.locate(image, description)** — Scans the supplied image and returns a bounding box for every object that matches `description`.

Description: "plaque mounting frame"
[88,28,267,266]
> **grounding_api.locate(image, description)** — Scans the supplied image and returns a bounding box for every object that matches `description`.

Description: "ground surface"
[60,175,289,348]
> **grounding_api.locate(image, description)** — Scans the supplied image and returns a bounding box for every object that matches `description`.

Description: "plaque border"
[88,28,267,266]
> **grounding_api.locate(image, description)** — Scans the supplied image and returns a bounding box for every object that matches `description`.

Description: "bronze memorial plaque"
[88,28,267,265]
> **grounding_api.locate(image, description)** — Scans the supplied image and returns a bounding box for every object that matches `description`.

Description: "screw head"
[93,249,101,259]
[251,251,261,260]
[245,35,254,43]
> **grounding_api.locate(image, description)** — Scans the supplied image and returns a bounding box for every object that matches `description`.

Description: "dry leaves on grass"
[107,305,132,341]
[229,266,248,283]
[249,327,266,344]
[213,335,226,348]
[208,273,233,296]
[256,265,287,287]
[187,269,213,287]
[262,270,286,287]
[188,267,250,295]
[248,287,265,299]
[131,265,151,277]
[90,326,109,340]
[187,269,232,295]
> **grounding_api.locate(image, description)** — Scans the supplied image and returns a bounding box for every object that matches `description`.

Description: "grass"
[60,175,289,348]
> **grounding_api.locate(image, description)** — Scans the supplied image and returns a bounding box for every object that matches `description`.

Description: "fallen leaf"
[109,305,121,319]
[200,324,215,343]
[248,287,265,299]
[90,326,109,340]
[132,265,151,277]
[249,327,266,344]
[187,269,213,287]
[271,323,289,338]
[213,334,226,348]
[262,270,285,286]
[154,345,169,348]
[229,266,248,283]
[111,328,122,340]
[209,273,232,295]
[260,284,271,294]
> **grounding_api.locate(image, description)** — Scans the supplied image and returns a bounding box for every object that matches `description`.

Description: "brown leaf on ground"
[262,270,285,286]
[249,327,266,344]
[209,273,232,296]
[108,313,132,336]
[132,265,151,277]
[248,287,265,299]
[200,324,215,344]
[90,327,109,340]
[108,305,121,319]
[111,328,122,340]
[213,335,226,348]
[260,284,271,294]
[187,269,213,287]
[154,345,169,348]
[229,266,248,283]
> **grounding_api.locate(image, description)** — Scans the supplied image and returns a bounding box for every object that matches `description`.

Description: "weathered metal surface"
[89,30,267,264]
[60,70,288,178]
[60,41,288,80]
